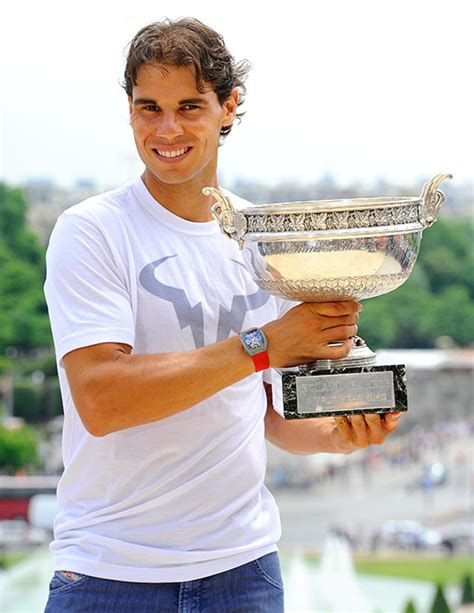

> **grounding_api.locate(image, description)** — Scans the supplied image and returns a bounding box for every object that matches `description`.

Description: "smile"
[153,147,191,159]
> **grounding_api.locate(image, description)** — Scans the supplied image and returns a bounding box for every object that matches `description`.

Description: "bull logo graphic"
[139,255,269,348]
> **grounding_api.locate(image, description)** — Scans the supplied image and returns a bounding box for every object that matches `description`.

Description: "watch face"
[241,328,267,355]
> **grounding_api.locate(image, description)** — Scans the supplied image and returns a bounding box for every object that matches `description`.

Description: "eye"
[181,104,199,111]
[143,105,160,112]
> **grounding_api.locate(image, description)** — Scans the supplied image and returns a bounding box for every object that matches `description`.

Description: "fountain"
[284,534,373,612]
[312,534,373,611]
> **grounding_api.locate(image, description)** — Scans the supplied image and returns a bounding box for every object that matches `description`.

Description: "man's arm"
[63,301,359,437]
[263,382,401,454]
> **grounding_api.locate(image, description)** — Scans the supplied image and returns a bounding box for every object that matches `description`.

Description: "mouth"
[152,146,192,162]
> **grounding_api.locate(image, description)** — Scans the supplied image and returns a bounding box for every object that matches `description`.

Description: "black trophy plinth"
[271,363,407,420]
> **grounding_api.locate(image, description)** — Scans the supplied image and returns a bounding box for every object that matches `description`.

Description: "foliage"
[359,219,474,349]
[14,351,58,378]
[404,601,417,613]
[13,377,63,422]
[461,574,474,604]
[0,425,39,473]
[12,379,43,422]
[0,183,43,268]
[0,183,51,353]
[430,583,450,612]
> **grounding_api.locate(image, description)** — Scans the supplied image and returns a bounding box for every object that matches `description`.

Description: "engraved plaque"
[295,371,395,415]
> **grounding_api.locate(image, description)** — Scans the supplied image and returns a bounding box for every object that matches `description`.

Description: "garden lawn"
[353,556,474,584]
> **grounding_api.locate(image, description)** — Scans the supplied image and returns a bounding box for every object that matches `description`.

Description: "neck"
[141,169,220,223]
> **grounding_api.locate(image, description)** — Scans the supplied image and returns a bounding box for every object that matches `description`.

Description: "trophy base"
[270,361,407,420]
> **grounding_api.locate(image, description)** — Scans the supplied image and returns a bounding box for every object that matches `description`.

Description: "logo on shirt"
[139,256,269,348]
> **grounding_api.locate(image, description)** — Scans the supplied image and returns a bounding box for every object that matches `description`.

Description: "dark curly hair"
[122,18,250,140]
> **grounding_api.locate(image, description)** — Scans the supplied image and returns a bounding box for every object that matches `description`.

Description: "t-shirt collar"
[132,176,221,236]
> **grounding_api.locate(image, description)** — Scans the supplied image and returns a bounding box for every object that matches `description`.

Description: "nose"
[155,112,184,139]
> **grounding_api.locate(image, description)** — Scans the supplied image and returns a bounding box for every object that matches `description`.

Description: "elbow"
[84,414,110,438]
[72,382,116,438]
[75,396,111,437]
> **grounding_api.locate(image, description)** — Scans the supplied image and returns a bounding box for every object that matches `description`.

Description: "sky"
[1,0,472,190]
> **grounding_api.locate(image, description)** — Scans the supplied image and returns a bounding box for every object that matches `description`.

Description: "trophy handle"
[419,173,453,227]
[202,186,247,247]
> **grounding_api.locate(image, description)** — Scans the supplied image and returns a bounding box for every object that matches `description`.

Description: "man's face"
[129,64,237,187]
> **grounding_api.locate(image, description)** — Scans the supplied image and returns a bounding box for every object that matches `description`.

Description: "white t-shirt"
[44,177,291,582]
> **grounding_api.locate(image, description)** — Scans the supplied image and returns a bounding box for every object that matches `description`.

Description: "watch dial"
[245,329,264,349]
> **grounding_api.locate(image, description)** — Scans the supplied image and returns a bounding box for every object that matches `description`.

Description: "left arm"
[263,383,401,455]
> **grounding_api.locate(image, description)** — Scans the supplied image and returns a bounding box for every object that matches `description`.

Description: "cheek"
[130,116,153,135]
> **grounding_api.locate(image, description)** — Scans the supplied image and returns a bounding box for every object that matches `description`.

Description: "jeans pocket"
[252,553,284,590]
[49,571,90,594]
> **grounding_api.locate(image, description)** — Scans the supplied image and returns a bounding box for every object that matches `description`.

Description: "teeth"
[156,147,188,158]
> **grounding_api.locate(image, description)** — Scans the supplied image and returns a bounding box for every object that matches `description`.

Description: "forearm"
[71,337,254,436]
[265,408,353,455]
[263,382,353,454]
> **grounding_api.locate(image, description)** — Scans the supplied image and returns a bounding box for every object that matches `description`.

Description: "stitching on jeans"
[49,572,91,596]
[253,558,284,590]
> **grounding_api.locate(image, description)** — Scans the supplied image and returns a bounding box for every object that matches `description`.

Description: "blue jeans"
[44,552,284,612]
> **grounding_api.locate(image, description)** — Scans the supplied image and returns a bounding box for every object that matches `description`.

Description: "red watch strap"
[252,351,270,372]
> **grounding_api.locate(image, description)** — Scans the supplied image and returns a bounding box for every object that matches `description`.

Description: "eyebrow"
[133,97,208,106]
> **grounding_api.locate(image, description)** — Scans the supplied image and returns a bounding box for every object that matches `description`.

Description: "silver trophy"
[203,174,452,419]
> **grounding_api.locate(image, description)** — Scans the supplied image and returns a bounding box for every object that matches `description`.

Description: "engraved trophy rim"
[204,174,453,243]
[238,195,420,215]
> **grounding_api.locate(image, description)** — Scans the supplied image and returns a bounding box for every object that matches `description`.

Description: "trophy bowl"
[203,174,452,303]
[203,174,452,419]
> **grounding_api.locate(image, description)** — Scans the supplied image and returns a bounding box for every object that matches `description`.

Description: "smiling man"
[43,18,401,613]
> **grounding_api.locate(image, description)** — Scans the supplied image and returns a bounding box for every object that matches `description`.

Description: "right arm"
[63,301,360,436]
[45,211,359,437]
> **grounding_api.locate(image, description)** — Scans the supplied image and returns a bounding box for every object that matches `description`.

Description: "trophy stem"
[301,336,376,371]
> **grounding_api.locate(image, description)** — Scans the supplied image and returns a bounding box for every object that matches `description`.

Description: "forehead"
[132,63,214,101]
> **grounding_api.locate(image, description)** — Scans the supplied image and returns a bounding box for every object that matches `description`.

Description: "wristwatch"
[239,327,270,372]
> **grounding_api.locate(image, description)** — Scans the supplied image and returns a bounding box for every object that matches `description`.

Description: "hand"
[332,412,402,453]
[263,301,361,368]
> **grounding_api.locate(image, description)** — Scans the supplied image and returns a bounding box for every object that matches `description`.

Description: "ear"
[222,89,239,127]
[128,96,133,116]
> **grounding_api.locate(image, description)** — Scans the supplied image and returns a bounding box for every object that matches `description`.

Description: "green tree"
[0,425,39,473]
[461,574,474,604]
[358,219,474,349]
[0,184,51,352]
[0,183,43,267]
[404,601,417,613]
[430,583,451,612]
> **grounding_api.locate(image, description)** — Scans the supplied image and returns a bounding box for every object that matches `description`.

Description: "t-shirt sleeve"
[44,211,135,367]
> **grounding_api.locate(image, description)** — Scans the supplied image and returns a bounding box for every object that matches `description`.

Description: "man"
[43,18,401,612]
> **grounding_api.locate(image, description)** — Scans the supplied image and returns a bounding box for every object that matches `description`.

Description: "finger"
[320,324,358,343]
[347,414,370,447]
[363,413,386,445]
[319,312,359,331]
[334,415,353,444]
[308,301,361,318]
[311,338,353,360]
[383,412,402,432]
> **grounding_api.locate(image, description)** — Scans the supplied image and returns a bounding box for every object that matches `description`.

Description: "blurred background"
[0,0,472,611]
